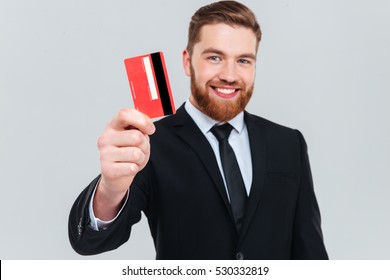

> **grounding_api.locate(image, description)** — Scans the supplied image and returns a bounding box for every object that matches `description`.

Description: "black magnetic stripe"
[151,52,173,115]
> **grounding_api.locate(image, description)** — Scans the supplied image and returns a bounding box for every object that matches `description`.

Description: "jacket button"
[236,252,244,260]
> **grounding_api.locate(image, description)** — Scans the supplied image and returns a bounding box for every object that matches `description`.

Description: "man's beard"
[190,66,253,122]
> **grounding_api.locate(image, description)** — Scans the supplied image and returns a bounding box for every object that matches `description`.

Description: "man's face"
[183,23,257,122]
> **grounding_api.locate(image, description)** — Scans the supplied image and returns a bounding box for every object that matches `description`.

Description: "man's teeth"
[215,88,236,94]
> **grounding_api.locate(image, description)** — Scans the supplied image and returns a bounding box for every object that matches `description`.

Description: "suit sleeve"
[291,130,329,259]
[68,165,153,255]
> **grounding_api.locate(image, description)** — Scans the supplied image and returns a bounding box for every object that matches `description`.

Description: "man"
[69,0,328,260]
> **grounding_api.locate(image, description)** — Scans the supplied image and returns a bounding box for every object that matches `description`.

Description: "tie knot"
[211,123,234,142]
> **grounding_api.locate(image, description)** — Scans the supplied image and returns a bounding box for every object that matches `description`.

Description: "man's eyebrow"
[201,48,225,56]
[201,48,256,60]
[240,53,257,60]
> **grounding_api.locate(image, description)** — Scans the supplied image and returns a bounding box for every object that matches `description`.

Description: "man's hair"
[186,1,262,56]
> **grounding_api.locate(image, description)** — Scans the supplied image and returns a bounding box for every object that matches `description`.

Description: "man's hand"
[94,108,155,220]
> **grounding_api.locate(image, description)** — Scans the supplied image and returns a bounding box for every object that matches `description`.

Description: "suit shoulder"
[153,113,176,127]
[244,112,308,153]
[245,112,299,135]
[151,113,178,138]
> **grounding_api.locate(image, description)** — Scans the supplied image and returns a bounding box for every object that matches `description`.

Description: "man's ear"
[182,49,191,77]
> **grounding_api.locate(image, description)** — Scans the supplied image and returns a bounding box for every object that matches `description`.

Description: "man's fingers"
[109,129,150,149]
[110,108,155,135]
[98,129,150,157]
[101,147,148,165]
[97,108,154,193]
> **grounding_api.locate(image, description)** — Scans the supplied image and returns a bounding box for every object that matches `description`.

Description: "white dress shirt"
[184,100,253,197]
[89,100,253,230]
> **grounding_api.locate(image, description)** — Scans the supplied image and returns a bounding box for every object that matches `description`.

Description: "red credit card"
[124,52,176,119]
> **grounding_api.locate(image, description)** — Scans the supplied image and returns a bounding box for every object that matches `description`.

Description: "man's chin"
[202,99,244,122]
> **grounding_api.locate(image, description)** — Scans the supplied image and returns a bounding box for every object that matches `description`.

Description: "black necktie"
[211,123,247,233]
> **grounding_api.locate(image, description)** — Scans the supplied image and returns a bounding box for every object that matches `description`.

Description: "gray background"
[1,0,389,259]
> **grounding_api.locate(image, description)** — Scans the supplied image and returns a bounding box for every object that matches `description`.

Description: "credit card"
[124,52,176,119]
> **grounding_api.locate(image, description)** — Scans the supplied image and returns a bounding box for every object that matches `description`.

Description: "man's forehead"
[195,23,258,55]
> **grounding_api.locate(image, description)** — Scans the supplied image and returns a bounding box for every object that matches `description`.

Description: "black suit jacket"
[69,105,328,259]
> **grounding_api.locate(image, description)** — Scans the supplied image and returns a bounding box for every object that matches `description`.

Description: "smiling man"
[69,0,328,260]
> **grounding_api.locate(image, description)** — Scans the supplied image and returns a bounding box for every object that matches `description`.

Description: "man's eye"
[238,59,250,64]
[209,56,221,61]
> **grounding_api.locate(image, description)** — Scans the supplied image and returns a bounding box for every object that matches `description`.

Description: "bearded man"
[69,0,328,260]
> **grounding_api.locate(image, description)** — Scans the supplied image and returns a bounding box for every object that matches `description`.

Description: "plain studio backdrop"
[1,0,389,259]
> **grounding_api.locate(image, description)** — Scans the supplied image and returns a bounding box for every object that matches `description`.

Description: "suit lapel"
[239,112,267,242]
[172,105,234,219]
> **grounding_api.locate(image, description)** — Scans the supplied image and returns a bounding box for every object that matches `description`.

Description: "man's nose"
[218,62,238,83]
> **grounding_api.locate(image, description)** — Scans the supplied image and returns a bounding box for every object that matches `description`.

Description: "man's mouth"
[211,86,240,98]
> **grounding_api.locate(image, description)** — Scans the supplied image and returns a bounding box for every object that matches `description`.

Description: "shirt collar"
[184,98,245,135]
